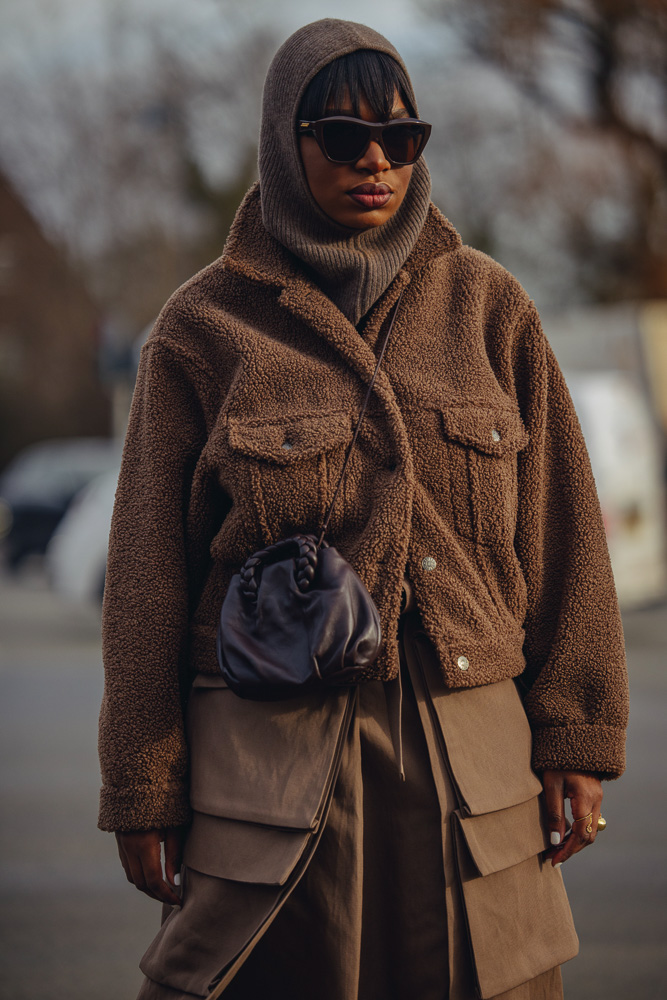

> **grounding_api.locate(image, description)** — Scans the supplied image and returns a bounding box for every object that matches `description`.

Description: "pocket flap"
[413,633,543,815]
[440,406,528,456]
[455,795,549,877]
[184,812,311,886]
[227,411,352,464]
[187,683,353,830]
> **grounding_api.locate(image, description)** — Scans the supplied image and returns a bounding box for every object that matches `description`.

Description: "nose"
[356,139,390,172]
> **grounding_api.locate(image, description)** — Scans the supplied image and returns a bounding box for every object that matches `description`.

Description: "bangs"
[298,50,416,122]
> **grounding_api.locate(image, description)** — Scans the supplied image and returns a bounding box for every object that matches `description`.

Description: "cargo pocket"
[408,621,578,999]
[440,405,528,546]
[139,679,357,999]
[184,674,355,883]
[452,796,579,999]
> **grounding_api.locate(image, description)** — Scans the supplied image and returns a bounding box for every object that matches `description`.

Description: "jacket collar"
[219,182,461,447]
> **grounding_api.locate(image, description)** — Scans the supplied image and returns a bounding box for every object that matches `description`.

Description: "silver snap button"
[421,556,437,572]
[281,441,293,450]
[457,655,470,671]
[491,428,501,443]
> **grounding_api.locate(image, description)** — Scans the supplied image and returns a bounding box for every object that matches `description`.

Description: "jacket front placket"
[275,273,416,552]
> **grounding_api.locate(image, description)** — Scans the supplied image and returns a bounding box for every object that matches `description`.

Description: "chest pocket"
[226,410,353,540]
[441,406,529,546]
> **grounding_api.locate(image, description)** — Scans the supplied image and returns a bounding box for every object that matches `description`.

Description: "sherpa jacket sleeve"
[510,303,629,780]
[97,333,208,832]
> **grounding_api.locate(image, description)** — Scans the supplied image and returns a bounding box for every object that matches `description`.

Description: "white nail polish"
[554,862,563,869]
[173,873,181,886]
[550,832,561,846]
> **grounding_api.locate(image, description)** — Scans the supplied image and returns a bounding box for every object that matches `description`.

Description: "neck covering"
[258,18,432,325]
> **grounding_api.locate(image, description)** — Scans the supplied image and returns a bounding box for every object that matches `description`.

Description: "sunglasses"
[297,116,432,166]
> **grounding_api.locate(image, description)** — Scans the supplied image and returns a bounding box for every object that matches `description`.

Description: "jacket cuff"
[98,781,192,833]
[530,722,626,781]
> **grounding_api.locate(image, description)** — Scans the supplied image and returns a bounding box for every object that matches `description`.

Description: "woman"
[98,18,629,1000]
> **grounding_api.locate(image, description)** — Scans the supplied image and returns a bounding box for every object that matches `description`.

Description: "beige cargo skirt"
[137,612,578,1000]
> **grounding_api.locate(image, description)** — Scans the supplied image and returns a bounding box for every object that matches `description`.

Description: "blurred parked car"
[0,438,122,570]
[566,371,667,608]
[45,468,119,604]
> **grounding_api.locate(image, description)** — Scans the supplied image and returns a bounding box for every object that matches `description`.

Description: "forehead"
[325,88,409,115]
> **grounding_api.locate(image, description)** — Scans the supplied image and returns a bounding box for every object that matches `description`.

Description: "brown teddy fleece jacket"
[98,183,629,832]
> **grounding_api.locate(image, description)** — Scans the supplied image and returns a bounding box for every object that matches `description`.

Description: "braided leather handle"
[239,532,328,601]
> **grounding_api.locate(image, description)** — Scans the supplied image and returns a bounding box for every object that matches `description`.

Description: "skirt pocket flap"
[414,639,543,814]
[453,813,579,999]
[184,812,311,886]
[455,795,549,877]
[187,682,353,829]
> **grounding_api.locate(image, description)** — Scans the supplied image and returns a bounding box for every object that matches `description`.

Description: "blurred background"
[0,0,666,997]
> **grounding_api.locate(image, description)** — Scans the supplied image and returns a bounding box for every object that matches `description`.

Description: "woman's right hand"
[115,826,187,906]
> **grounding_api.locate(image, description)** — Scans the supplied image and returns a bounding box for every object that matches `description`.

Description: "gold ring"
[573,811,594,834]
[597,816,607,832]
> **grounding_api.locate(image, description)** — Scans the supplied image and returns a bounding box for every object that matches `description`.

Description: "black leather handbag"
[216,294,403,700]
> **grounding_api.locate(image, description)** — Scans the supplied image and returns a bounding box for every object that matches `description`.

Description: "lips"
[347,183,392,210]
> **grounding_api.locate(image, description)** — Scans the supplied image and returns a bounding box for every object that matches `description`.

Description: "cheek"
[395,165,414,204]
[300,139,331,202]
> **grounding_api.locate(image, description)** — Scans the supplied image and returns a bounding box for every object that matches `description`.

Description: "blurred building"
[0,172,111,470]
[545,302,667,608]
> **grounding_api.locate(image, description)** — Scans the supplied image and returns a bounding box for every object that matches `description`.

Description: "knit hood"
[258,18,432,325]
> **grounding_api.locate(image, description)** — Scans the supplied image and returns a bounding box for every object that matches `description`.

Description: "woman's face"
[299,89,414,231]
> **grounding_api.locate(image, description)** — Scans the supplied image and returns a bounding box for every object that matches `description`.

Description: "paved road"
[0,565,665,999]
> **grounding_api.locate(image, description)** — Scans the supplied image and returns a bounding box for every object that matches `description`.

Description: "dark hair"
[297,50,416,122]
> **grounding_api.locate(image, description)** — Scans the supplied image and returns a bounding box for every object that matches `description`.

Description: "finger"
[124,849,164,901]
[116,833,155,893]
[551,821,591,865]
[588,782,604,847]
[118,831,174,903]
[137,834,182,907]
[551,793,600,866]
[164,827,186,889]
[115,835,135,886]
[541,770,567,851]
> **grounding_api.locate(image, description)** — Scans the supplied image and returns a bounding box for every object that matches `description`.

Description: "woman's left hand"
[541,769,603,867]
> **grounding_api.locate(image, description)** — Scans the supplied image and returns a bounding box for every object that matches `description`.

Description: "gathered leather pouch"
[216,294,403,700]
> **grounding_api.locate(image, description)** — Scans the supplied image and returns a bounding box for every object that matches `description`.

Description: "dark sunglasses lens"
[382,123,426,164]
[320,121,369,161]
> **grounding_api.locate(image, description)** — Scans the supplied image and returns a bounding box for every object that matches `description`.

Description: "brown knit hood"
[258,18,432,325]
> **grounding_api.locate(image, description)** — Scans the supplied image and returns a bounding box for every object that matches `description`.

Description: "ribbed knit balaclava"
[258,19,432,325]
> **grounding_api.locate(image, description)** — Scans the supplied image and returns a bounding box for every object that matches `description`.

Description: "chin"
[328,206,394,230]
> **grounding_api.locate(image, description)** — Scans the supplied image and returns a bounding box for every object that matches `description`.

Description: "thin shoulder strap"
[317,290,404,548]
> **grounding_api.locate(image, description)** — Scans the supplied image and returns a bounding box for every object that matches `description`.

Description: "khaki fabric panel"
[183,812,311,886]
[411,627,543,814]
[139,865,283,998]
[453,817,578,1000]
[186,681,350,828]
[456,795,550,877]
